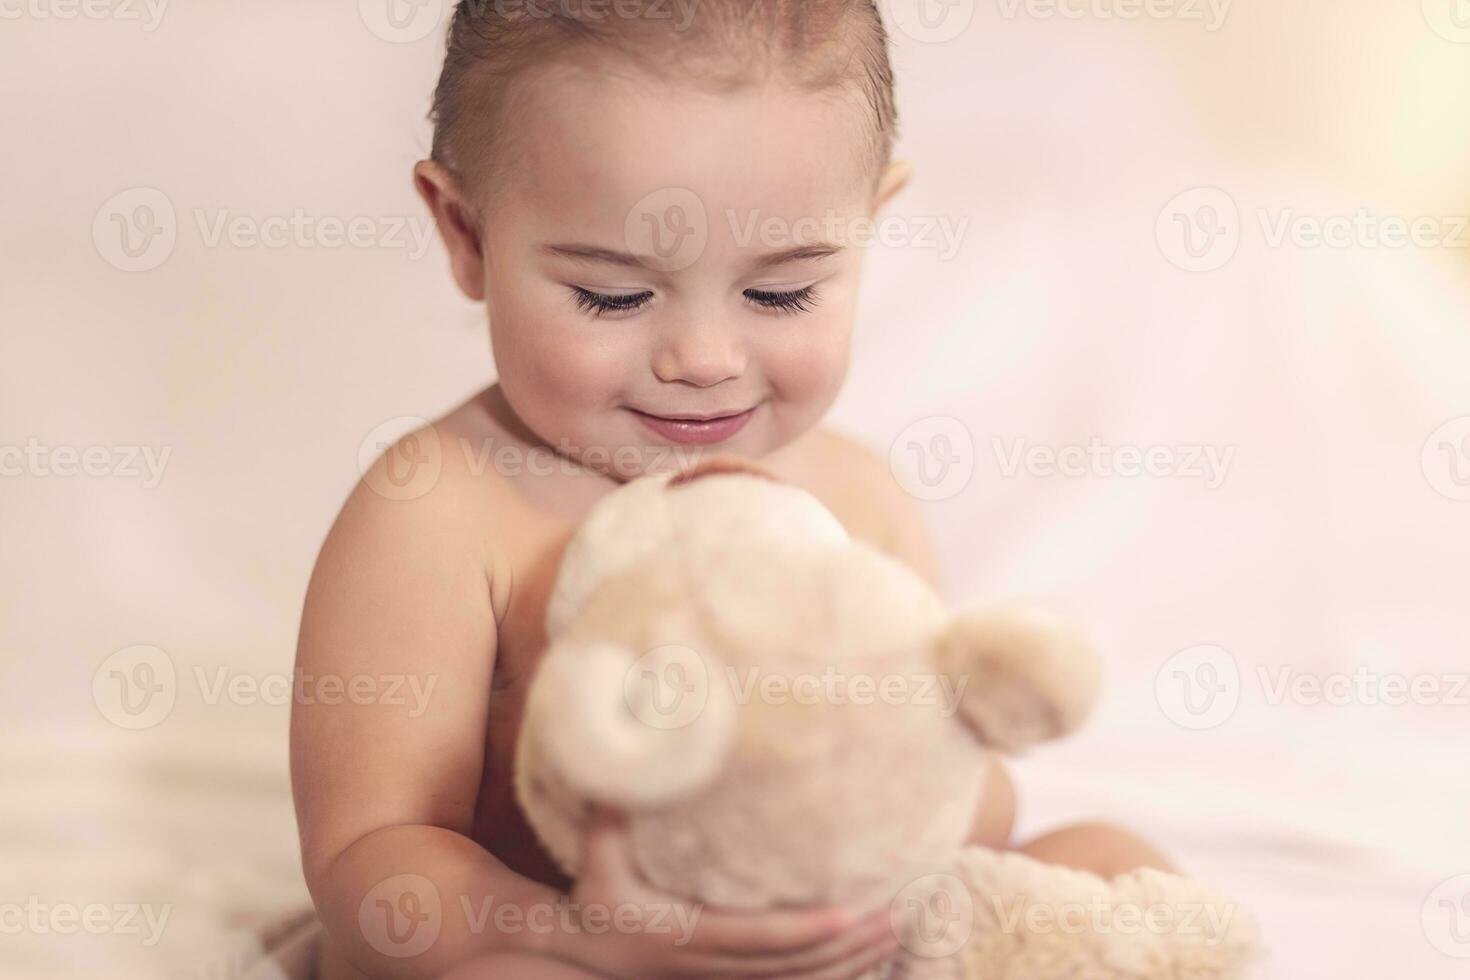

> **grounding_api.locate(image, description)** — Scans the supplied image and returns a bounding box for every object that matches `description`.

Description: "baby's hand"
[560,811,899,979]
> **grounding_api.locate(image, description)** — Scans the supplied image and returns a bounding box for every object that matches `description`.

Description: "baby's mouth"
[628,405,759,446]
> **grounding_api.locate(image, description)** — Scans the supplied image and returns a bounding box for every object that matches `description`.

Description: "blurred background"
[2,0,1468,976]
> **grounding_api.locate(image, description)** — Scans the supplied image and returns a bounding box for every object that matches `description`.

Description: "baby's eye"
[744,285,820,315]
[570,286,654,317]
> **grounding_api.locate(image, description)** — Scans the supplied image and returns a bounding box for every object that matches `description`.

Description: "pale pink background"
[2,1,1468,977]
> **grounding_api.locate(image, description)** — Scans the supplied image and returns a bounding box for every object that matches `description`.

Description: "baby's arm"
[291,448,560,979]
[292,435,892,979]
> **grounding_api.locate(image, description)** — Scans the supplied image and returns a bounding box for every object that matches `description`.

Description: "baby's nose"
[651,324,747,387]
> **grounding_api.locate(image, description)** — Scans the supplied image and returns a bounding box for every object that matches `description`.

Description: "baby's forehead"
[491,60,876,218]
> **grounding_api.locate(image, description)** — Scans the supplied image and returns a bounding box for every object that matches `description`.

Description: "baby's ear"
[873,159,915,214]
[413,159,485,302]
[932,604,1101,753]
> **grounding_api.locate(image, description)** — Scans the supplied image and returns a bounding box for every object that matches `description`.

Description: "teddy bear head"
[516,458,1100,912]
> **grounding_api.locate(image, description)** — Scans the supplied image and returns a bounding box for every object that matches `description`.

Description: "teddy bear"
[515,457,1258,979]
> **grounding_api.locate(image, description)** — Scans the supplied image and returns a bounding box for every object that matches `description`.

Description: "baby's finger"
[781,926,903,980]
[699,910,896,977]
[692,904,857,955]
[578,808,633,883]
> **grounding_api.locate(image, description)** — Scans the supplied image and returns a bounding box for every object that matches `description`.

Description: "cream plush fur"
[516,458,1257,979]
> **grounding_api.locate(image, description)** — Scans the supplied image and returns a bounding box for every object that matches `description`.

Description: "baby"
[291,3,1170,978]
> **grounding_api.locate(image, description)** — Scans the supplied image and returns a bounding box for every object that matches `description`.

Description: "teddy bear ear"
[525,640,737,810]
[932,604,1101,753]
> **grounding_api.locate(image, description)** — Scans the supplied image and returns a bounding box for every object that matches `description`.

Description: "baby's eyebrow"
[542,243,651,269]
[752,244,845,269]
[540,242,845,271]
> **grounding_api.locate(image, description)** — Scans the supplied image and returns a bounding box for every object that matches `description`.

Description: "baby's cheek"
[492,287,620,395]
[530,328,619,394]
[760,316,853,410]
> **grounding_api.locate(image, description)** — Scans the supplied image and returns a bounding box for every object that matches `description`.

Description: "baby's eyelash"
[744,285,820,315]
[568,284,822,318]
[570,286,654,317]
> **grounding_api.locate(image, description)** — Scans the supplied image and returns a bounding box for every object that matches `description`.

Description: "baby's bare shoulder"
[787,427,942,588]
[348,412,500,538]
[800,427,900,511]
[321,400,522,617]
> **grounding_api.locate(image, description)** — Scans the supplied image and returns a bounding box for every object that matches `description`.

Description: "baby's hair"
[428,0,899,205]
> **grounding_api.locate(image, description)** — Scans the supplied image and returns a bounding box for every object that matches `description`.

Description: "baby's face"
[423,61,904,479]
